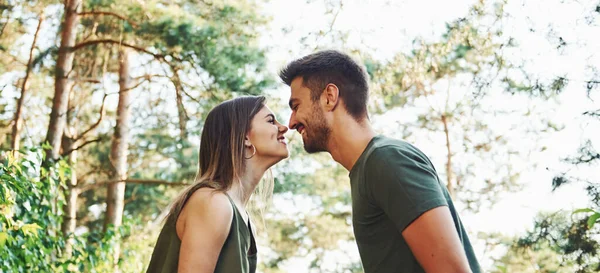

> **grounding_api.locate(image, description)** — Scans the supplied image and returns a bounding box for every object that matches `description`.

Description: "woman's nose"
[279,124,289,134]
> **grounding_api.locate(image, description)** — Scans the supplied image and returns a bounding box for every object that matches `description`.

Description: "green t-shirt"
[349,136,481,273]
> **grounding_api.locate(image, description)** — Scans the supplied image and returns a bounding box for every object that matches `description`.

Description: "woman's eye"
[269,119,276,124]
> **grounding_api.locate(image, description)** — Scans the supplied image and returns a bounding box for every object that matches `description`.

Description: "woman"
[146,96,289,273]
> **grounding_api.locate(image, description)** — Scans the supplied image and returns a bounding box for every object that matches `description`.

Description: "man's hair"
[279,50,369,120]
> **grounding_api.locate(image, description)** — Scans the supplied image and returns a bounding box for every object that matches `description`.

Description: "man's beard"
[303,106,330,154]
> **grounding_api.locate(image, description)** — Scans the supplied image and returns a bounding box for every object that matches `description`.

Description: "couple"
[146,50,481,273]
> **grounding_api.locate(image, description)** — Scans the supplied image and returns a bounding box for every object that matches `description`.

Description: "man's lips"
[297,125,305,134]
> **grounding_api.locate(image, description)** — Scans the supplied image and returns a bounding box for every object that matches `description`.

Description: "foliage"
[0,147,161,272]
[492,212,600,273]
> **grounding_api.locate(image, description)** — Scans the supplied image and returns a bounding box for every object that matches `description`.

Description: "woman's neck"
[227,163,266,207]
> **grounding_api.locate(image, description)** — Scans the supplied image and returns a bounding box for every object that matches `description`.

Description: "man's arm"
[402,206,472,273]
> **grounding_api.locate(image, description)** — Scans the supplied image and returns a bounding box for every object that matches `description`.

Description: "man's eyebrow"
[288,98,298,108]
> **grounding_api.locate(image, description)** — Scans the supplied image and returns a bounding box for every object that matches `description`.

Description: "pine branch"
[72,39,181,62]
[62,137,105,156]
[77,11,138,27]
[77,179,189,193]
[583,109,600,117]
[74,93,108,142]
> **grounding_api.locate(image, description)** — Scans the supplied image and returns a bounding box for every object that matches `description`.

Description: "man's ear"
[322,83,340,112]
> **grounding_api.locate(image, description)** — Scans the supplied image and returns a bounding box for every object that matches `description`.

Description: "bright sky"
[259,0,600,271]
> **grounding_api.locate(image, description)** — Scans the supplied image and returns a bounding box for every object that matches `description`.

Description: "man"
[279,50,481,273]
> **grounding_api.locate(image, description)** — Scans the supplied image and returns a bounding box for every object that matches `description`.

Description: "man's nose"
[288,112,298,130]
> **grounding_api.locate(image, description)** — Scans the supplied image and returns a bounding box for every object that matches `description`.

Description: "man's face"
[288,77,331,153]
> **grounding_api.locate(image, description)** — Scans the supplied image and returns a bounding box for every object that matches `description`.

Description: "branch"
[77,167,104,183]
[122,77,150,92]
[179,82,202,104]
[72,39,181,62]
[77,179,189,193]
[122,72,171,92]
[62,137,104,156]
[12,15,43,151]
[77,11,138,27]
[0,7,12,38]
[313,0,344,50]
[583,109,600,117]
[75,93,107,142]
[73,77,102,84]
[132,74,167,81]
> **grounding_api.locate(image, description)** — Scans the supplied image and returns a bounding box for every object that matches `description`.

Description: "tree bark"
[105,48,132,229]
[104,48,133,266]
[171,68,188,141]
[60,133,78,257]
[45,0,81,161]
[441,114,455,199]
[60,86,80,257]
[11,15,43,154]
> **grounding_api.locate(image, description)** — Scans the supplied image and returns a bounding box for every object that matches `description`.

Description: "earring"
[244,144,256,159]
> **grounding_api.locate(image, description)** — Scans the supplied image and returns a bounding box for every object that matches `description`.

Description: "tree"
[487,0,600,271]
[493,212,599,273]
[3,0,274,271]
[366,1,549,211]
[45,0,81,162]
[104,47,133,267]
[10,15,43,154]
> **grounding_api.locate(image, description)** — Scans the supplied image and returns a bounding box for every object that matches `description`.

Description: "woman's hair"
[166,95,268,221]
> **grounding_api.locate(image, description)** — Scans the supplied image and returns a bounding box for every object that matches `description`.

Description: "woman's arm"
[177,190,233,273]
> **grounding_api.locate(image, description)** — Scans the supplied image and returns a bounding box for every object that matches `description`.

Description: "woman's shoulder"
[177,188,234,239]
[185,188,233,217]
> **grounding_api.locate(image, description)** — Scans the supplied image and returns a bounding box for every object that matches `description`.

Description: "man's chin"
[303,143,326,154]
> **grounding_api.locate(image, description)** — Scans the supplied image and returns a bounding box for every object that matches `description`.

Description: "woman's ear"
[244,135,252,148]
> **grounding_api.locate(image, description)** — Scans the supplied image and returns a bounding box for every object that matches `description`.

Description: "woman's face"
[247,105,289,163]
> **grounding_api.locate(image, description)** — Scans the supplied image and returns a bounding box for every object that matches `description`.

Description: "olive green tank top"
[145,193,257,273]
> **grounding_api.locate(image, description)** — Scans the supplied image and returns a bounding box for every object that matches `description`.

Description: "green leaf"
[572,208,595,215]
[41,142,52,150]
[588,212,600,229]
[21,223,41,237]
[0,231,8,247]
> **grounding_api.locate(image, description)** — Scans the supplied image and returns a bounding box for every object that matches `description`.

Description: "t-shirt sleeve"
[364,145,448,232]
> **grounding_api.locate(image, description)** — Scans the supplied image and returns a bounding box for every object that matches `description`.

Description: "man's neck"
[327,119,376,172]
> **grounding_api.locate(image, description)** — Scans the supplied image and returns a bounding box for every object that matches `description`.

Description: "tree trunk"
[60,133,78,256]
[172,68,187,141]
[104,48,133,266]
[11,16,43,154]
[45,0,81,161]
[441,114,455,199]
[60,87,80,256]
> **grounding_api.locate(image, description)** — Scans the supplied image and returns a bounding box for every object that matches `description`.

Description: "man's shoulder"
[366,136,425,164]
